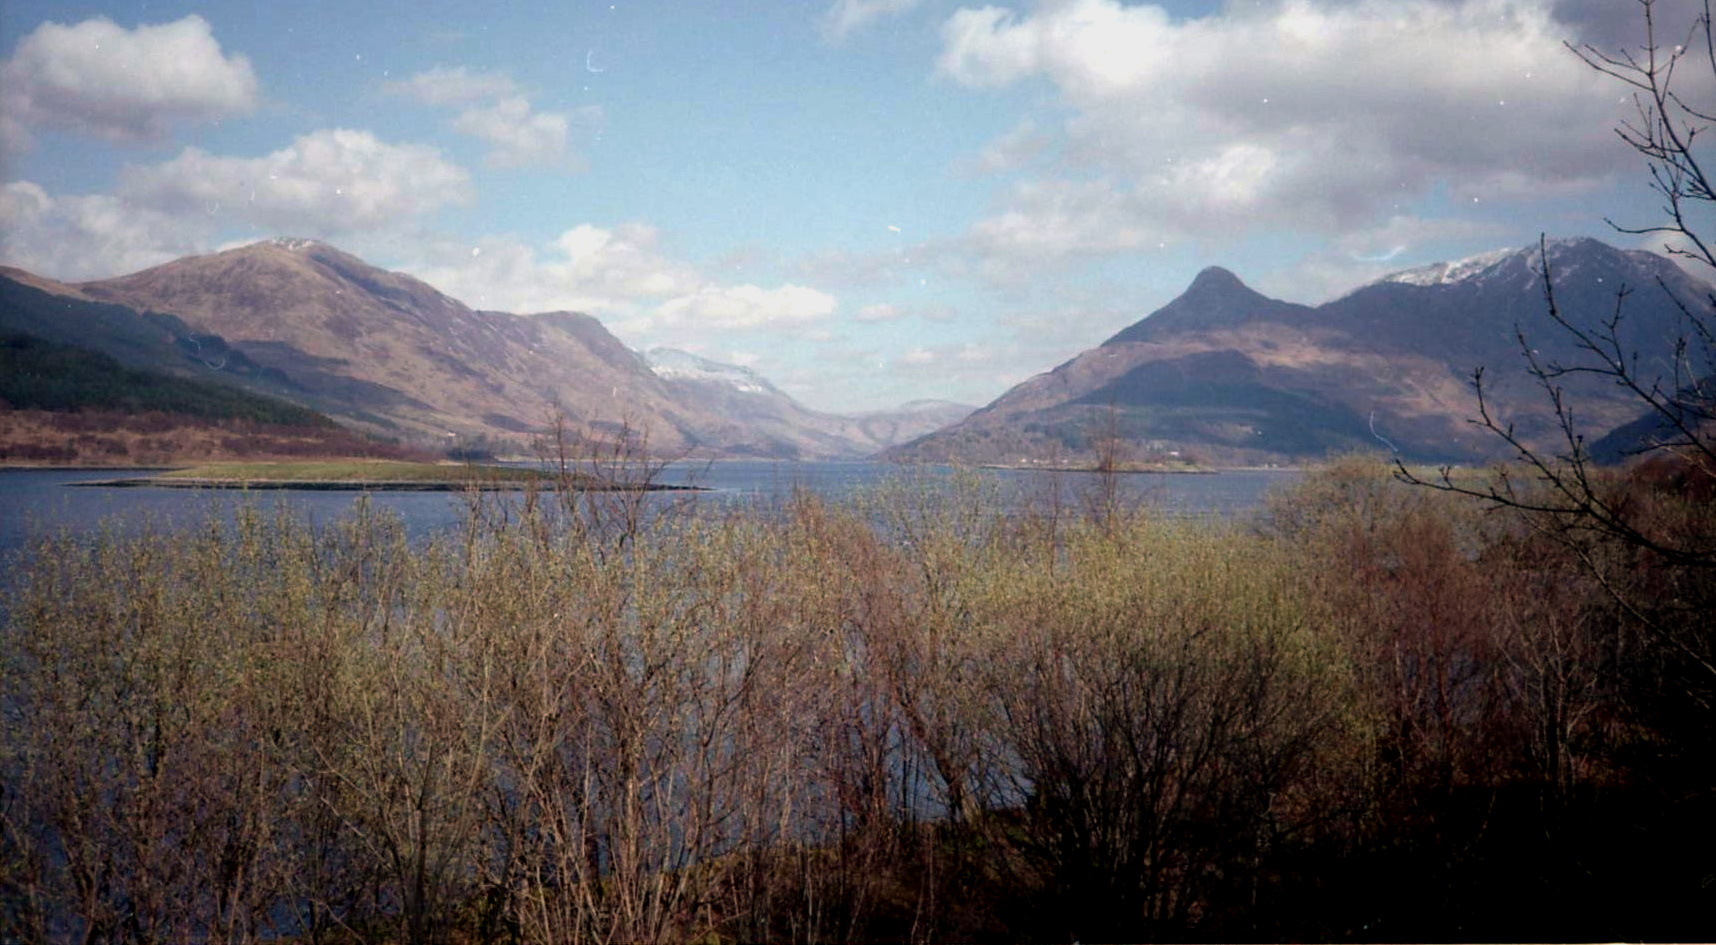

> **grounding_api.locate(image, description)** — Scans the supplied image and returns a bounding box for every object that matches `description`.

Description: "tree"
[1400,0,1716,572]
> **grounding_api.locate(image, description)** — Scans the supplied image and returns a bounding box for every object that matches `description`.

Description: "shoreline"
[977,463,1221,475]
[0,463,185,472]
[4,459,1310,475]
[68,476,704,493]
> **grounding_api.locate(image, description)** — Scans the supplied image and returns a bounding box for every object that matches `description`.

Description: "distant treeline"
[1,457,1711,943]
[0,331,331,427]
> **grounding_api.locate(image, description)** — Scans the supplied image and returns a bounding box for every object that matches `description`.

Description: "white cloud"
[898,347,938,367]
[552,224,704,299]
[965,178,1161,262]
[655,284,838,330]
[118,129,471,233]
[957,119,1051,176]
[454,98,600,170]
[404,224,841,345]
[385,66,518,105]
[1,15,256,145]
[856,302,908,322]
[939,0,1626,266]
[405,223,704,315]
[821,0,926,42]
[0,180,205,280]
[390,67,594,170]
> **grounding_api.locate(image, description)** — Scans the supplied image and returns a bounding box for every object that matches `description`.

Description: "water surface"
[0,463,1302,561]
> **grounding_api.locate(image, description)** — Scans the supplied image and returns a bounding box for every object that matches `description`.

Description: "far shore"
[977,462,1223,475]
[69,477,701,493]
[35,459,703,493]
[0,463,184,472]
[4,458,1316,475]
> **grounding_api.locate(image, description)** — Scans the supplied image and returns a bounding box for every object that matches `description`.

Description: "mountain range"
[892,238,1709,465]
[2,236,1702,465]
[0,239,970,460]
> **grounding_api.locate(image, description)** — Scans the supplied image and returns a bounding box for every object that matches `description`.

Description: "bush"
[2,462,1710,942]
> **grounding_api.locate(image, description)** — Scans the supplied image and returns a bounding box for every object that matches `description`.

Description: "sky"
[0,0,1699,412]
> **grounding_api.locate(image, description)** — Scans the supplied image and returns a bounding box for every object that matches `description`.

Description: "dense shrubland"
[1,456,1711,942]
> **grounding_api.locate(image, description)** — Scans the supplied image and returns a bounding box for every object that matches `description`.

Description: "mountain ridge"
[3,241,973,460]
[893,238,1710,465]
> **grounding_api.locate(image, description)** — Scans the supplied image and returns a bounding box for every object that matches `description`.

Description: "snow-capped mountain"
[1372,237,1671,292]
[1381,247,1519,287]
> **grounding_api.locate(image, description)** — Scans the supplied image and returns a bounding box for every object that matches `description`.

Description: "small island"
[71,460,700,492]
[977,460,1218,475]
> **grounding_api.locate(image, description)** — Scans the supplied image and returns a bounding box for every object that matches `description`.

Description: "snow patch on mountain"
[1377,238,1634,289]
[1382,247,1519,287]
[645,347,776,395]
[264,237,324,253]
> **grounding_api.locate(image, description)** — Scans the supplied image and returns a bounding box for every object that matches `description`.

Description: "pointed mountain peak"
[1103,264,1298,346]
[1187,265,1248,294]
[1177,265,1271,308]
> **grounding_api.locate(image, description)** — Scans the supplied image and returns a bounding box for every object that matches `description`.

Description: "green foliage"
[0,331,332,427]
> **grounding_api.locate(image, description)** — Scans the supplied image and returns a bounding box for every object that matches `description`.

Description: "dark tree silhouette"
[1400,0,1716,572]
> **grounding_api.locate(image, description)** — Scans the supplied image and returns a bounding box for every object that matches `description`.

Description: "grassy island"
[978,460,1218,474]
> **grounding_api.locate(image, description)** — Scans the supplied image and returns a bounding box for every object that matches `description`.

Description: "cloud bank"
[389,66,597,170]
[938,0,1623,264]
[822,0,927,42]
[2,15,256,147]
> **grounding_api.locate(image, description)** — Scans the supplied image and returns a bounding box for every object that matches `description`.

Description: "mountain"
[67,239,711,449]
[1,266,318,407]
[1587,375,1715,465]
[0,331,328,427]
[645,348,974,458]
[893,238,1711,465]
[851,400,976,449]
[645,346,869,459]
[4,240,973,460]
[647,348,782,395]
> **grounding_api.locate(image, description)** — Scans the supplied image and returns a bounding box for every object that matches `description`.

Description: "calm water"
[0,463,1302,562]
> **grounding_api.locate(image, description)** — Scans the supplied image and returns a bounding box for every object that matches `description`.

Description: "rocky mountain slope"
[1,267,318,409]
[892,238,1710,465]
[4,240,971,459]
[70,239,701,449]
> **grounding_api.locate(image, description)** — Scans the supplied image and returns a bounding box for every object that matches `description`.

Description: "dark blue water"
[0,463,1302,561]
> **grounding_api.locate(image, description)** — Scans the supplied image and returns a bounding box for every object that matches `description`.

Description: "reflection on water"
[0,463,1302,561]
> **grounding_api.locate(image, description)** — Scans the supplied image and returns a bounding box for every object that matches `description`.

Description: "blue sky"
[0,0,1689,411]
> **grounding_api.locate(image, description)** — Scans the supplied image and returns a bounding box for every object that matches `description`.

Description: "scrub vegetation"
[2,451,1711,943]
